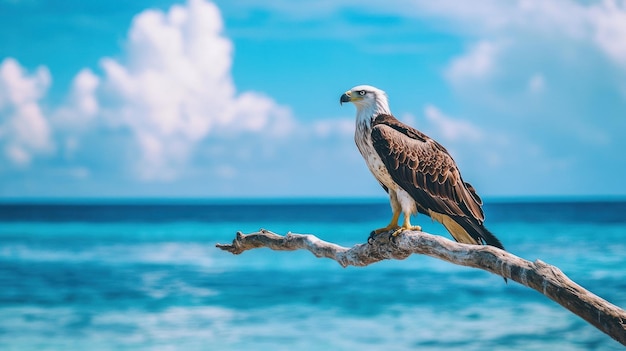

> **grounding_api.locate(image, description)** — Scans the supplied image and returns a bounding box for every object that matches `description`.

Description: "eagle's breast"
[355,119,396,189]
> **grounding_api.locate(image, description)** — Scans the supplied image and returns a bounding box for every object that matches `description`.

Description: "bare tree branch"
[216,229,626,345]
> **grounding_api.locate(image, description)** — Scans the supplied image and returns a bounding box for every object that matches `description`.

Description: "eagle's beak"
[340,92,351,105]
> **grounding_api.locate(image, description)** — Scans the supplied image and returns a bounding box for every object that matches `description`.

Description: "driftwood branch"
[216,229,626,345]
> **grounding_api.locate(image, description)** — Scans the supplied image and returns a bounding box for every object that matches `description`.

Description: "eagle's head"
[340,85,391,117]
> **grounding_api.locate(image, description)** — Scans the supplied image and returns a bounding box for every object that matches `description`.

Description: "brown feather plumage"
[370,114,485,224]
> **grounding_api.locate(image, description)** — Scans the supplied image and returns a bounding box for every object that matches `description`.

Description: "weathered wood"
[216,229,626,345]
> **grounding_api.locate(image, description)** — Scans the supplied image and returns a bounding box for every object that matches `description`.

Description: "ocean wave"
[0,242,216,268]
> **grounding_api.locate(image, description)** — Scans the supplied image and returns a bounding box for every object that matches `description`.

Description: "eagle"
[340,85,504,251]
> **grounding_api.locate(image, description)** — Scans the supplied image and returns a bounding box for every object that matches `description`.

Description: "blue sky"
[1,0,625,199]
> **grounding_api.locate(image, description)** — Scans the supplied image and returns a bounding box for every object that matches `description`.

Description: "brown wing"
[371,114,485,223]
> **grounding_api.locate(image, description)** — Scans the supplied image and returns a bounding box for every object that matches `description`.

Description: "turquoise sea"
[0,200,625,350]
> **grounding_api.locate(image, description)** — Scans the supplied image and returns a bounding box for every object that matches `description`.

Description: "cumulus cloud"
[1,0,369,197]
[1,0,297,185]
[0,58,53,166]
[89,0,293,180]
[420,0,626,78]
[54,69,100,130]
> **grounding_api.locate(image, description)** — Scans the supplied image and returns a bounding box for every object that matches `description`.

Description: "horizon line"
[1,195,625,205]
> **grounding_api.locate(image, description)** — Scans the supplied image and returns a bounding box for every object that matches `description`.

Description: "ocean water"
[0,200,625,350]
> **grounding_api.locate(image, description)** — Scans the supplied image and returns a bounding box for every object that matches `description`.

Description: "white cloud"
[421,0,626,77]
[0,0,297,185]
[590,0,626,68]
[0,58,53,166]
[70,69,99,117]
[312,118,354,138]
[54,69,100,130]
[426,0,626,148]
[412,0,513,32]
[423,105,483,143]
[445,41,500,84]
[62,0,295,181]
[0,0,376,199]
[225,92,294,136]
[411,0,590,39]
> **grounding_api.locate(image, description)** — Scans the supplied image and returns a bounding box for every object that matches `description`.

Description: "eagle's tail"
[445,216,505,250]
[432,212,505,250]
[472,222,505,251]
[440,215,507,282]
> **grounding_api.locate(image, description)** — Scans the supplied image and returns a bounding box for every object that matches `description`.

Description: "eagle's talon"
[368,225,399,244]
[388,231,399,244]
[367,231,377,245]
[391,228,403,237]
[373,225,400,236]
[393,225,422,237]
[389,225,421,242]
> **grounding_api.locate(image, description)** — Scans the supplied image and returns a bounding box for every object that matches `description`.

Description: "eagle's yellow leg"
[372,209,401,235]
[390,214,422,237]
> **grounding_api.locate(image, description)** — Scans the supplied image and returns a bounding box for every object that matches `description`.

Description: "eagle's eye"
[358,90,366,96]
